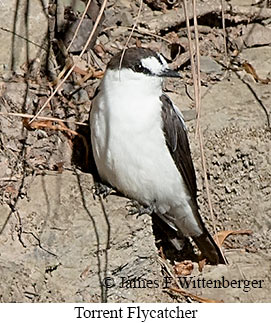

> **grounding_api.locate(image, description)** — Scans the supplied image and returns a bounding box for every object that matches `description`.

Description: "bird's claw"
[92,182,113,199]
[126,200,154,217]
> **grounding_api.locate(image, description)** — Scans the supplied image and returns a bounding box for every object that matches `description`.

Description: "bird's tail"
[186,200,226,265]
[193,230,226,265]
[155,212,226,264]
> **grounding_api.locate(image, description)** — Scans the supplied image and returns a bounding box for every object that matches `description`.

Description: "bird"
[89,47,225,265]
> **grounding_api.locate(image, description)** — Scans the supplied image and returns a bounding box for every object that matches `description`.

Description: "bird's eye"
[134,63,145,73]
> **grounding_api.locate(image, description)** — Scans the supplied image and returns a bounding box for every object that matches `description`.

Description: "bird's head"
[106,47,180,84]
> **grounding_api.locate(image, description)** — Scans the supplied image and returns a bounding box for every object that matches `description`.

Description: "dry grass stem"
[0,112,88,126]
[182,0,226,263]
[29,0,108,124]
[103,26,172,44]
[221,0,228,63]
[66,0,93,52]
[119,0,143,71]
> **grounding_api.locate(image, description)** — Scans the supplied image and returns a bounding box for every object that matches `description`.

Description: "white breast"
[90,68,202,236]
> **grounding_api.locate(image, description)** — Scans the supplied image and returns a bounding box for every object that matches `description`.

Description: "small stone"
[243,24,271,47]
[200,56,223,75]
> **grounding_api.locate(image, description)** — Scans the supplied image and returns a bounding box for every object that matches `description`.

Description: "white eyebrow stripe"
[141,56,168,75]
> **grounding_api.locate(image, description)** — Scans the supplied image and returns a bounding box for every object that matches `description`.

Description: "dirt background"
[0,0,270,303]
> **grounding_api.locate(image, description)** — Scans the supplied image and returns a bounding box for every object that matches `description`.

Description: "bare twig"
[220,0,228,64]
[22,230,58,257]
[193,0,202,138]
[29,0,108,124]
[0,112,87,126]
[182,0,226,263]
[66,0,93,52]
[103,25,172,44]
[119,0,143,71]
[182,0,196,92]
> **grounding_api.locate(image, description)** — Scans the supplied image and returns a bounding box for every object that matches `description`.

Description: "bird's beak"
[159,68,180,78]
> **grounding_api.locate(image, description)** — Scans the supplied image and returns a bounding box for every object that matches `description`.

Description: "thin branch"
[119,0,143,71]
[193,0,202,137]
[182,0,196,99]
[29,0,108,124]
[66,0,93,52]
[0,26,47,50]
[182,0,226,263]
[0,112,88,126]
[103,25,172,44]
[220,0,228,63]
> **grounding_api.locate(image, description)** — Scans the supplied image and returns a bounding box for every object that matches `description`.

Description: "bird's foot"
[126,200,154,217]
[92,182,113,200]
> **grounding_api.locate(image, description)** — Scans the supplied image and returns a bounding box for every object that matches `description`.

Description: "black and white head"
[104,48,179,88]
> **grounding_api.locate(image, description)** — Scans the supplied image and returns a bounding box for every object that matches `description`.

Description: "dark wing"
[160,94,197,202]
[160,94,226,264]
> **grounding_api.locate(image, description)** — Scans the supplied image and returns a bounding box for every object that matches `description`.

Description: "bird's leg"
[92,182,113,200]
[126,200,154,217]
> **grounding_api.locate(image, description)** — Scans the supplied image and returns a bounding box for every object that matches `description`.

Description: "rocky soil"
[0,0,270,302]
